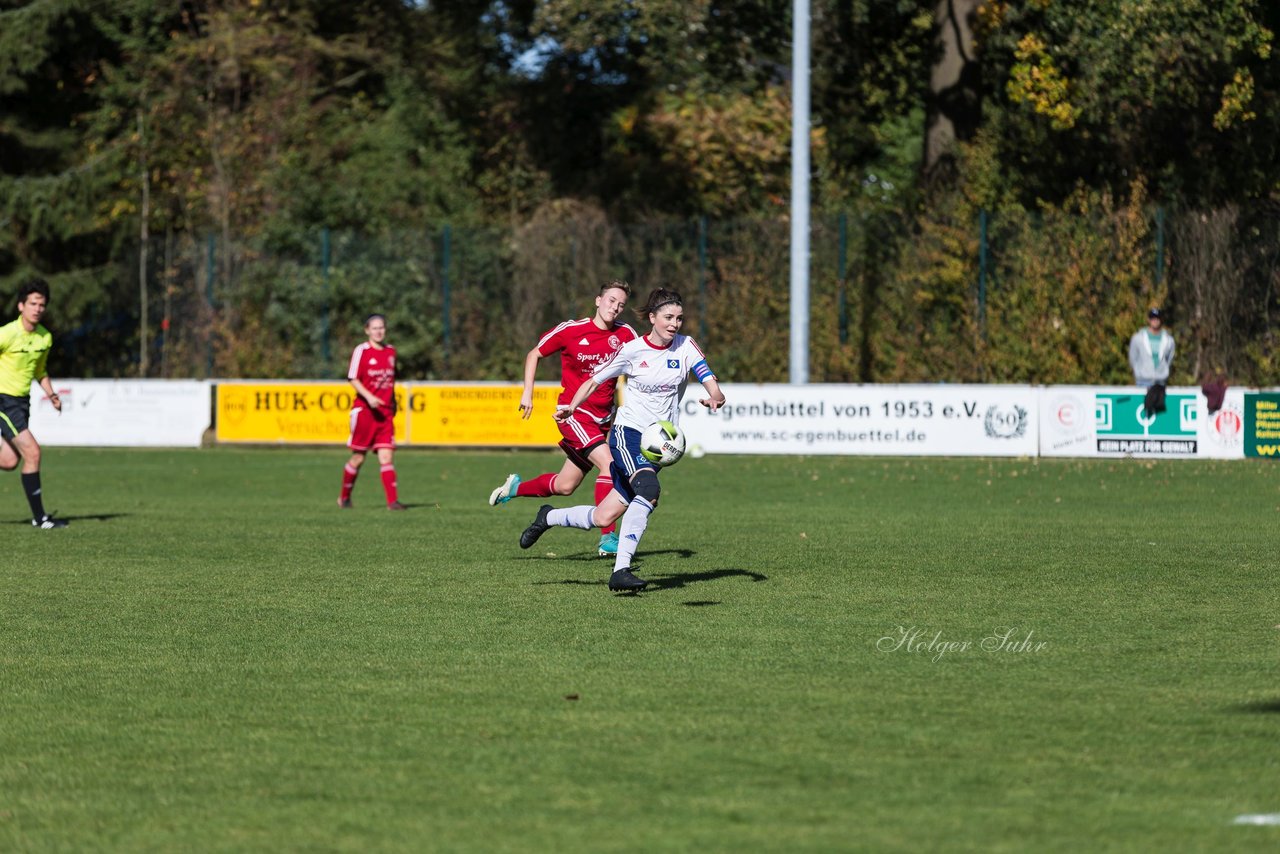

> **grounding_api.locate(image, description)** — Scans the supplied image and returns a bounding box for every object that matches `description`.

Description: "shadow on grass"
[1231,698,1280,714]
[523,547,697,563]
[3,512,130,525]
[533,578,609,588]
[533,566,767,593]
[645,567,768,591]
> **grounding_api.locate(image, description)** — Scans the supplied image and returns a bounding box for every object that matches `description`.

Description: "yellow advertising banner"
[215,382,566,446]
[216,382,408,444]
[406,384,563,447]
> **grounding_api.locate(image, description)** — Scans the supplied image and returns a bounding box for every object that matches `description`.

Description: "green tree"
[0,0,169,375]
[3,0,487,375]
[979,0,1279,203]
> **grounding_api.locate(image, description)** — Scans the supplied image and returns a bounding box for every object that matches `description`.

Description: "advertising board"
[215,381,562,446]
[29,380,210,447]
[1039,386,1246,459]
[215,382,407,444]
[677,384,1039,457]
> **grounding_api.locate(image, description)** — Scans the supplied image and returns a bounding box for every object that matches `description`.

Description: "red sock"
[595,474,615,534]
[380,464,398,505]
[340,463,358,501]
[517,472,557,497]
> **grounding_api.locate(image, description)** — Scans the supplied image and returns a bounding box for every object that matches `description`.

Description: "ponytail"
[635,288,683,320]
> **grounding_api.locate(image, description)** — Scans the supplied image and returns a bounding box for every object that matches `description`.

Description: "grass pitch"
[2,448,1279,851]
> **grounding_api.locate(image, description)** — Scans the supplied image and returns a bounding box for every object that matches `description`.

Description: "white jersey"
[591,333,716,431]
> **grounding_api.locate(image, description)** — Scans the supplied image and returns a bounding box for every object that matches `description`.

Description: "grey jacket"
[1129,329,1175,384]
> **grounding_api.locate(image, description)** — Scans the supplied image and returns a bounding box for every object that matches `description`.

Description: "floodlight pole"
[789,0,811,385]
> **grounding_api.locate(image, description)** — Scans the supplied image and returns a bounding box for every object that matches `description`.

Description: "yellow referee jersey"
[0,318,52,397]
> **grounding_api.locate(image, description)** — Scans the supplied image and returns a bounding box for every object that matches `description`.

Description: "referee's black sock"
[21,471,46,521]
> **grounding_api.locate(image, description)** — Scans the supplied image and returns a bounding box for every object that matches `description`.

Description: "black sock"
[21,471,46,521]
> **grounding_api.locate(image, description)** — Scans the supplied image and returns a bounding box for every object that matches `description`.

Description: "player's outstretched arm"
[555,380,599,421]
[519,347,542,420]
[699,377,726,412]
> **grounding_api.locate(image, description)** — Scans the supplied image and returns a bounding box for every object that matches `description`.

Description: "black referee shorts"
[0,393,32,440]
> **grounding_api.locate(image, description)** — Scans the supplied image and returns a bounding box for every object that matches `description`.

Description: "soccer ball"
[640,420,686,467]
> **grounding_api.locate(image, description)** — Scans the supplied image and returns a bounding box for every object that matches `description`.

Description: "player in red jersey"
[338,313,405,510]
[488,280,636,556]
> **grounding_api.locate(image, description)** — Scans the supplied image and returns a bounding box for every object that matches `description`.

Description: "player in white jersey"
[518,287,725,592]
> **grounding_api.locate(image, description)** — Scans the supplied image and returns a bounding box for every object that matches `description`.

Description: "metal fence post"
[206,233,215,378]
[698,215,708,340]
[441,224,452,361]
[978,209,989,334]
[838,211,848,345]
[321,226,331,368]
[1155,206,1166,285]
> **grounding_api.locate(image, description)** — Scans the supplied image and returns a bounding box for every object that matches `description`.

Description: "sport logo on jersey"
[608,335,620,349]
[667,359,680,368]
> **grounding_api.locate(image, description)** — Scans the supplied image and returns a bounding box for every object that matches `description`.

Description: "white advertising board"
[27,380,211,447]
[1201,389,1248,459]
[677,384,1038,456]
[1038,385,1246,459]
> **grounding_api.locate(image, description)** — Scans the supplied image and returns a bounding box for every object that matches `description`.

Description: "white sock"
[614,497,653,572]
[548,505,596,530]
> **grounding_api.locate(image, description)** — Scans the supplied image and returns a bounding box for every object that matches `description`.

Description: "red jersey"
[348,342,397,409]
[536,318,637,423]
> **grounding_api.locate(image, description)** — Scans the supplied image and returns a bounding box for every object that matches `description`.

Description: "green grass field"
[2,448,1278,851]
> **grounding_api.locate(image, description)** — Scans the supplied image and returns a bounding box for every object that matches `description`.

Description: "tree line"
[2,0,1277,384]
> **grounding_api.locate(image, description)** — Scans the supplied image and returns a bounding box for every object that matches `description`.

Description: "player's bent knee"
[632,469,661,505]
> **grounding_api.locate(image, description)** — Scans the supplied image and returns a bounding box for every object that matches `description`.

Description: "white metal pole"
[789,0,811,384]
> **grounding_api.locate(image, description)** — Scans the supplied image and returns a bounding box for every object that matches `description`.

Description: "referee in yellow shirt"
[0,279,68,528]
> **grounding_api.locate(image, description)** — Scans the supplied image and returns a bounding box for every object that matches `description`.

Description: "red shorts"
[348,405,395,452]
[557,411,609,472]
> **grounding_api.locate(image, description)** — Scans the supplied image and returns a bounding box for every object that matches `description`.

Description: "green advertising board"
[1244,392,1280,458]
[1094,392,1198,455]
